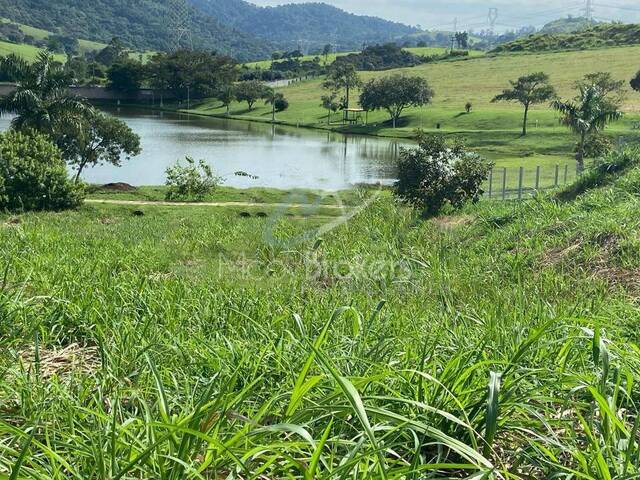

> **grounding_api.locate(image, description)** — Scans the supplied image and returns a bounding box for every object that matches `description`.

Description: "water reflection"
[0,107,408,190]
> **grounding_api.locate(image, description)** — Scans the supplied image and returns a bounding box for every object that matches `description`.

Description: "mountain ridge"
[0,0,418,61]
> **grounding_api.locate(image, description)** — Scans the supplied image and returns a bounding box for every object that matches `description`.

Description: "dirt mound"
[101,183,137,192]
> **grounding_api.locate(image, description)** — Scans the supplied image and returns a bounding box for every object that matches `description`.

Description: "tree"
[218,85,235,115]
[107,60,146,94]
[577,72,626,106]
[58,110,141,182]
[234,80,267,110]
[630,70,640,93]
[455,32,469,49]
[264,89,288,122]
[492,72,557,136]
[94,37,128,67]
[322,44,332,64]
[359,74,434,128]
[0,52,89,139]
[552,85,623,172]
[147,50,238,101]
[321,92,341,125]
[322,62,362,110]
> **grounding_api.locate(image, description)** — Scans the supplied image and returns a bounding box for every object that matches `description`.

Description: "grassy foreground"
[1,162,640,477]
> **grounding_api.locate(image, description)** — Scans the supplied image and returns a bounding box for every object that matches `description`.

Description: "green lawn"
[188,44,640,172]
[0,39,66,62]
[2,161,640,477]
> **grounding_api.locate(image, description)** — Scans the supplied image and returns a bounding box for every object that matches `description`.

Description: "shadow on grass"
[556,150,639,202]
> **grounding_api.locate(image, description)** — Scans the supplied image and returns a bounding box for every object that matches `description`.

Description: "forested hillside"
[190,0,418,51]
[0,0,418,60]
[0,0,273,61]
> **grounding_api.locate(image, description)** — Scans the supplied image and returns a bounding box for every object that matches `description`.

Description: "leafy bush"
[0,130,84,211]
[578,133,614,159]
[273,95,289,113]
[165,156,223,201]
[395,133,493,216]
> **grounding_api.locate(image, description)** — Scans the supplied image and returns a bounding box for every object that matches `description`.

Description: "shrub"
[395,133,493,216]
[578,133,614,159]
[273,95,289,112]
[0,130,84,211]
[165,156,223,201]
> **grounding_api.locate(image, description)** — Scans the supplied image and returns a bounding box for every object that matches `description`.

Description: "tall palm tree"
[0,51,90,138]
[552,85,622,173]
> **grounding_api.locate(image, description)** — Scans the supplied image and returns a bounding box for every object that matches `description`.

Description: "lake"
[0,108,406,190]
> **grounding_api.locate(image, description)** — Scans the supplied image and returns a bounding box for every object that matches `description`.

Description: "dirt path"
[86,199,347,210]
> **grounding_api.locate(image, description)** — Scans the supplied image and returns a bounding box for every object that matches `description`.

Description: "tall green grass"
[1,163,640,477]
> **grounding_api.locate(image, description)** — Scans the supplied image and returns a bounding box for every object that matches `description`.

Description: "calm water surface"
[1,108,406,189]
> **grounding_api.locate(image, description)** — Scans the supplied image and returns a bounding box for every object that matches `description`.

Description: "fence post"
[488,169,493,198]
[564,164,569,184]
[502,167,507,201]
[554,165,559,188]
[535,166,540,190]
[517,166,524,201]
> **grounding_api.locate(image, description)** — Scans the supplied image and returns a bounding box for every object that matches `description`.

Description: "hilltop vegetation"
[492,23,640,53]
[0,0,417,61]
[0,0,272,61]
[191,0,417,51]
[540,16,600,34]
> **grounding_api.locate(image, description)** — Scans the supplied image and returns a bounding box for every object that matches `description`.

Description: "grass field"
[2,156,640,477]
[188,45,640,172]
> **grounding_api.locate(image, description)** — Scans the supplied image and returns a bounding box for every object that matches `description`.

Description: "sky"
[249,0,640,31]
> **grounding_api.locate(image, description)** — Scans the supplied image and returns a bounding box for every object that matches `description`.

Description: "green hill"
[0,0,418,61]
[491,23,640,54]
[0,0,273,61]
[539,16,600,34]
[190,0,418,52]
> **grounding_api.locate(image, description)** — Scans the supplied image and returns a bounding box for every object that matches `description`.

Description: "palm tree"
[0,51,90,138]
[264,88,286,122]
[552,85,622,173]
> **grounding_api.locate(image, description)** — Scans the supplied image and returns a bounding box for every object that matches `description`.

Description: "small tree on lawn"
[218,85,235,115]
[322,62,362,110]
[553,85,622,173]
[235,80,267,110]
[322,44,332,65]
[492,72,556,136]
[321,92,341,125]
[264,89,288,122]
[359,74,434,128]
[59,110,141,182]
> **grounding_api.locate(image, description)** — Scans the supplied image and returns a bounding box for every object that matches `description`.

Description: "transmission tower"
[583,0,594,21]
[487,8,498,36]
[168,0,193,51]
